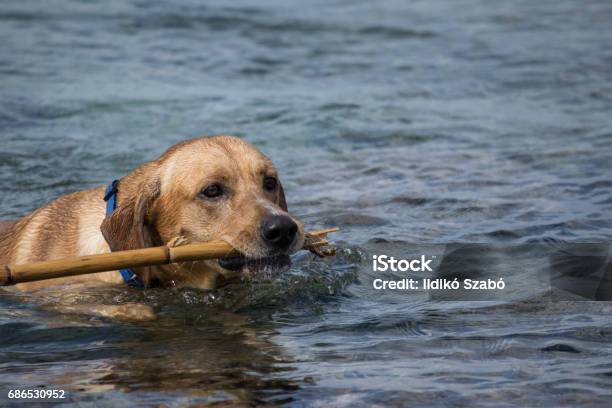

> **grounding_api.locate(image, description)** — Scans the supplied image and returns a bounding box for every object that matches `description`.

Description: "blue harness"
[104,180,144,288]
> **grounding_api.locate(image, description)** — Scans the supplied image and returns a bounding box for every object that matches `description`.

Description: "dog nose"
[261,215,298,250]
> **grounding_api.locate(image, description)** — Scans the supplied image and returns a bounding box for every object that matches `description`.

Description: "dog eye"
[200,183,224,198]
[263,176,277,192]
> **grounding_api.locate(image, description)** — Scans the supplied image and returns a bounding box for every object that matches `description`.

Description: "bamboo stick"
[0,228,338,286]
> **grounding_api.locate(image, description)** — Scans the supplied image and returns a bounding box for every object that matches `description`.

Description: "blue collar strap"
[104,180,144,288]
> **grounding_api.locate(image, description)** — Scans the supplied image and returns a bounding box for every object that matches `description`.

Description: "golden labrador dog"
[0,136,304,298]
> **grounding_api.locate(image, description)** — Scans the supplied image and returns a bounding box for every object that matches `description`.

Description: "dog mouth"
[218,253,292,278]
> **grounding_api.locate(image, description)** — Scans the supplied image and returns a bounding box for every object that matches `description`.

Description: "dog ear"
[101,179,160,253]
[278,180,288,211]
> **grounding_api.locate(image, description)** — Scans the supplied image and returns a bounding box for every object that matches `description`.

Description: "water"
[1,0,612,406]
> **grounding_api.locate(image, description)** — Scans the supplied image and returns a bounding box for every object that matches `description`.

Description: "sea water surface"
[1,0,612,406]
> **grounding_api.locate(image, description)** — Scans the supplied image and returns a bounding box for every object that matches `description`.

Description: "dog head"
[101,135,304,287]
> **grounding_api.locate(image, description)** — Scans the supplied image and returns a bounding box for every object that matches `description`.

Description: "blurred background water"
[1,0,612,406]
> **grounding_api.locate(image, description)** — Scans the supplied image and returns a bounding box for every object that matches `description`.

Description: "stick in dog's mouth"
[0,228,339,287]
[217,228,338,277]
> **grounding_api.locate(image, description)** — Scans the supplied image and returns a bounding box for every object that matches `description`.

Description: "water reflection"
[93,313,300,405]
[0,289,305,406]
